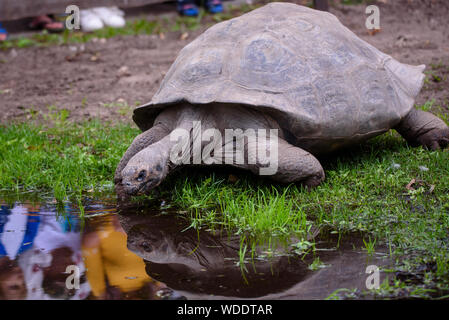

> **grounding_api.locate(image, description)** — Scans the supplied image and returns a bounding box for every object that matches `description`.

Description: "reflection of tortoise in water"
[119,213,308,298]
[115,2,449,197]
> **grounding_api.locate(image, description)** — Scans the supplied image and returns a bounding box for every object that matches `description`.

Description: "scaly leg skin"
[270,138,325,187]
[234,133,325,188]
[395,108,449,151]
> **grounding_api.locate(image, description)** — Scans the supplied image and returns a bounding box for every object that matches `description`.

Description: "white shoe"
[91,7,126,28]
[80,9,104,32]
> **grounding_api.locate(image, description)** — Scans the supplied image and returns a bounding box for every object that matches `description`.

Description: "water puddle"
[0,196,391,300]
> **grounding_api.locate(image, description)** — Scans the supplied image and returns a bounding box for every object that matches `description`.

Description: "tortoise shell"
[133,2,425,153]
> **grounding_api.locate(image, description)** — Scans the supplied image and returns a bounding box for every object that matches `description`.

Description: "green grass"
[0,118,139,202]
[0,20,162,50]
[340,0,369,5]
[308,257,327,271]
[172,177,309,239]
[1,102,448,298]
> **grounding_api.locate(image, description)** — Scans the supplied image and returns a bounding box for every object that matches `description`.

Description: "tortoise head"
[121,148,166,195]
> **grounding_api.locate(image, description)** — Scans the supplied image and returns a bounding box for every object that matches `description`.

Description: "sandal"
[0,23,8,41]
[205,0,223,14]
[29,15,64,33]
[177,1,199,17]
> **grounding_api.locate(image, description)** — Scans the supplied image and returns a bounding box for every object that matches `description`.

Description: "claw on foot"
[418,128,449,151]
[302,172,325,189]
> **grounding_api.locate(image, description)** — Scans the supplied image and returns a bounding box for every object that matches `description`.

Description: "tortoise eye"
[141,241,152,252]
[136,170,146,182]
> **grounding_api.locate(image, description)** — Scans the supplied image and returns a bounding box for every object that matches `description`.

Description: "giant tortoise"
[115,2,449,197]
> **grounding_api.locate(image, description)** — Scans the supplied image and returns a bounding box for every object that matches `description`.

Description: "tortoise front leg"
[269,138,325,187]
[395,108,449,150]
[236,133,325,188]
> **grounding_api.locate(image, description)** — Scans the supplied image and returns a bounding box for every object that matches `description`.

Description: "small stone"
[418,166,429,172]
[391,162,401,169]
[180,32,189,40]
[9,49,18,59]
[118,66,130,77]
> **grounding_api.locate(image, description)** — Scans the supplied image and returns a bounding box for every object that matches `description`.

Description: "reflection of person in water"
[18,205,90,300]
[82,214,176,299]
[0,204,40,259]
[0,204,40,299]
[0,258,26,300]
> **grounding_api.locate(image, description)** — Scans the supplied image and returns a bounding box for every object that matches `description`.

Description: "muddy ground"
[0,0,448,125]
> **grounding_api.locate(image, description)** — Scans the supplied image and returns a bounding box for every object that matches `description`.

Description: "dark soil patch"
[0,0,448,125]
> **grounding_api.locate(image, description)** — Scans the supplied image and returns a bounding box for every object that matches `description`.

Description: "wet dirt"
[329,0,449,110]
[0,195,390,300]
[0,0,448,125]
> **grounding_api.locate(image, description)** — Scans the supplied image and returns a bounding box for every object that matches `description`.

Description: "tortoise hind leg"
[395,108,449,151]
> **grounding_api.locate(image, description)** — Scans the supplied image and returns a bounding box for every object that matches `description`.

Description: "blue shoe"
[205,0,223,14]
[0,23,8,41]
[177,2,199,16]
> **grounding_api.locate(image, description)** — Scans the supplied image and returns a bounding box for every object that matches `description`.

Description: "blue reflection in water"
[0,200,181,300]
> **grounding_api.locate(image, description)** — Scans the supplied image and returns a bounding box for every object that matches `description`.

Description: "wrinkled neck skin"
[119,104,207,197]
[128,136,172,175]
[120,135,178,196]
[140,104,214,170]
[120,103,282,197]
